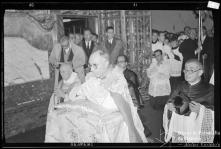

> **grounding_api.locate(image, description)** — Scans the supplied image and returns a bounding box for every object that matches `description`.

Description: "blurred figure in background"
[73,33,82,46]
[184,26,191,38]
[151,29,160,52]
[147,49,171,110]
[79,28,97,75]
[117,55,145,109]
[92,32,99,46]
[169,35,184,91]
[99,26,125,65]
[195,26,214,83]
[179,28,198,79]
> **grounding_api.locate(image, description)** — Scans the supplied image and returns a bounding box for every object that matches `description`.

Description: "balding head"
[184,59,203,84]
[88,50,110,78]
[89,50,110,64]
[185,59,203,70]
[59,63,73,80]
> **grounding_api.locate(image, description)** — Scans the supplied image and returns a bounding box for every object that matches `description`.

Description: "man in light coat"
[49,36,86,89]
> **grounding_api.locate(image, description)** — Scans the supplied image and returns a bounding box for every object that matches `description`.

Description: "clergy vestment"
[147,60,171,97]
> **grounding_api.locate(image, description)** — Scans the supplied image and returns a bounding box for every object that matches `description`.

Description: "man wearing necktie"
[49,36,86,89]
[108,38,113,45]
[98,26,125,65]
[79,28,97,73]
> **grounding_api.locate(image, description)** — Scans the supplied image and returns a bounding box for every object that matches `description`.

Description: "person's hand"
[167,102,176,112]
[55,88,65,98]
[189,101,200,115]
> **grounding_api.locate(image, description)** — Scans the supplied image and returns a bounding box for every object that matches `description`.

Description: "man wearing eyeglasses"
[163,59,214,143]
[116,55,145,109]
[168,58,214,112]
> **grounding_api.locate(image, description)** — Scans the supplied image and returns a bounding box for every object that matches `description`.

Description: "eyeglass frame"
[117,60,126,64]
[183,68,202,74]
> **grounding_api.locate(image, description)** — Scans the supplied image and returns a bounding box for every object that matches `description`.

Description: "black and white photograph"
[1,1,220,147]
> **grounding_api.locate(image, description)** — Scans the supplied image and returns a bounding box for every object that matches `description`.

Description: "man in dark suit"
[117,55,145,109]
[79,28,96,74]
[200,26,214,83]
[100,26,125,65]
[179,28,198,79]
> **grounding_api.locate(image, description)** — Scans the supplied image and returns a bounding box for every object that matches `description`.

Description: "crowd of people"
[44,25,215,143]
[149,26,214,143]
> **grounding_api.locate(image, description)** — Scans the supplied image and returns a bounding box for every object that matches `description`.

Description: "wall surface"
[4,37,54,138]
[4,37,50,86]
[151,10,213,33]
[4,12,55,139]
[4,78,54,138]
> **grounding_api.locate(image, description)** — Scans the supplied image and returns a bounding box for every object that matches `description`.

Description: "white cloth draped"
[46,72,81,113]
[163,104,214,143]
[45,66,147,143]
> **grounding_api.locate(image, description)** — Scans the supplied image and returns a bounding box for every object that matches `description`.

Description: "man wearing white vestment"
[152,31,173,64]
[169,36,184,91]
[45,50,147,143]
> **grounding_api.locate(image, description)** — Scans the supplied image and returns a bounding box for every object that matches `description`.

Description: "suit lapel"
[82,39,87,49]
[88,41,94,56]
[105,38,116,54]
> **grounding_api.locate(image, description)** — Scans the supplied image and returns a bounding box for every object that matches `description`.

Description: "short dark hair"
[117,55,128,63]
[184,26,191,30]
[92,32,98,38]
[185,58,203,70]
[106,26,114,32]
[159,31,166,36]
[171,92,191,115]
[83,28,92,33]
[165,37,170,41]
[152,29,159,35]
[154,49,163,55]
[170,35,178,42]
[60,36,69,43]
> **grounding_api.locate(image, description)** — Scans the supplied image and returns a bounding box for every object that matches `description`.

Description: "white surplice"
[163,104,214,143]
[169,47,183,77]
[147,60,171,97]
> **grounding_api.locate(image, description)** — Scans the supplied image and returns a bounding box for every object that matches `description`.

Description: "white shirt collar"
[108,38,113,43]
[65,48,70,54]
[86,40,91,46]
